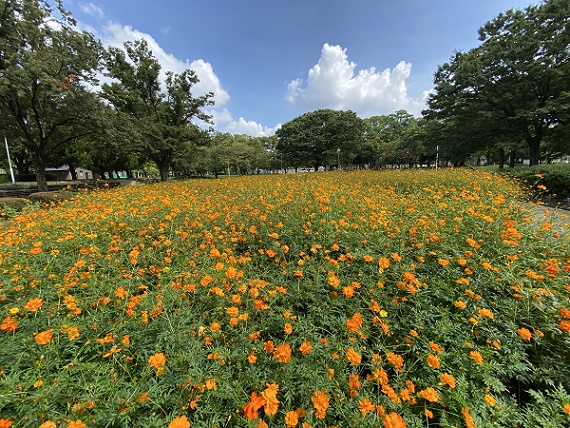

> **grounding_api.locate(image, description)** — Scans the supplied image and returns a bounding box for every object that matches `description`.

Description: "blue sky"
[67,0,537,136]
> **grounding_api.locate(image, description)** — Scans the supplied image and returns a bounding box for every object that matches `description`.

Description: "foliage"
[276,109,364,170]
[502,163,570,198]
[1,170,569,427]
[0,197,28,216]
[424,0,570,166]
[101,39,213,182]
[0,0,103,191]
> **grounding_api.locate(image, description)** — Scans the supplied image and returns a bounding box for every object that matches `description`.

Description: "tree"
[276,109,364,171]
[424,0,570,166]
[102,39,214,181]
[0,0,103,190]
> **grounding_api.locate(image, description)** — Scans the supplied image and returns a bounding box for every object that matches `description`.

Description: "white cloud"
[79,3,104,20]
[224,117,280,137]
[98,22,230,106]
[286,43,428,117]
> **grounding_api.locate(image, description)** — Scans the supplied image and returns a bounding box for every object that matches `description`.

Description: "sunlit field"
[1,169,569,428]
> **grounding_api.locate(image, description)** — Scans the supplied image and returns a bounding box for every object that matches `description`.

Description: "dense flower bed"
[1,169,569,427]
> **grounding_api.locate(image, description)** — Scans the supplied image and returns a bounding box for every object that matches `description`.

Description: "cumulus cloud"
[224,117,280,137]
[100,23,230,106]
[286,43,428,117]
[80,3,104,20]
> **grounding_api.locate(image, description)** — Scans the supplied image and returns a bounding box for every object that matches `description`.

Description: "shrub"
[502,164,570,197]
[0,197,28,216]
[27,190,76,204]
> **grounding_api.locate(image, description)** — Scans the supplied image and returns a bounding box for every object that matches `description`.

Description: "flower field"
[1,169,569,428]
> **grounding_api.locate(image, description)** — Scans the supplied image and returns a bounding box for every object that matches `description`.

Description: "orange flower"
[358,397,376,415]
[346,347,362,365]
[563,403,570,414]
[39,422,56,428]
[205,379,216,390]
[418,387,439,403]
[437,258,450,266]
[478,308,494,319]
[264,340,275,353]
[462,407,476,428]
[169,416,190,428]
[244,392,264,419]
[285,410,299,427]
[1,316,18,333]
[67,421,86,428]
[0,420,12,428]
[311,391,329,419]
[484,394,496,407]
[274,343,292,363]
[24,298,44,312]
[378,257,390,269]
[469,350,483,365]
[261,383,279,415]
[440,373,456,388]
[426,354,440,369]
[35,329,54,345]
[383,412,406,428]
[148,352,166,375]
[429,341,442,354]
[256,420,269,428]
[284,323,293,335]
[386,352,404,369]
[559,320,570,332]
[517,328,532,341]
[299,340,312,356]
[346,312,363,333]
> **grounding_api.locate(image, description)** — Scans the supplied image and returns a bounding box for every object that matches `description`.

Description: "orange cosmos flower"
[35,329,54,345]
[429,341,442,354]
[559,320,570,332]
[426,354,440,369]
[560,308,570,318]
[469,350,483,365]
[67,421,86,428]
[462,407,476,428]
[517,328,532,341]
[274,343,292,363]
[484,394,496,407]
[418,387,439,403]
[169,416,190,428]
[346,347,362,365]
[148,352,166,374]
[284,410,299,427]
[437,258,450,266]
[264,340,275,353]
[311,391,329,419]
[261,383,279,415]
[386,352,404,369]
[0,420,12,428]
[478,308,494,319]
[563,403,570,414]
[1,316,18,333]
[299,340,312,356]
[383,412,406,428]
[244,392,264,419]
[24,298,44,312]
[346,312,363,333]
[284,323,293,335]
[39,422,56,428]
[440,373,456,388]
[358,397,376,415]
[378,257,390,269]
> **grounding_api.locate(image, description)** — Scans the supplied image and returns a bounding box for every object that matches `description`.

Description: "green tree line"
[1,0,568,190]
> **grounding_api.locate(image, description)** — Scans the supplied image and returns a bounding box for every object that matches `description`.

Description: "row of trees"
[1,0,569,190]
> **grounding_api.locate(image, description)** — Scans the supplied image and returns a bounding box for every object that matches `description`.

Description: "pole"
[436,145,439,171]
[3,136,15,184]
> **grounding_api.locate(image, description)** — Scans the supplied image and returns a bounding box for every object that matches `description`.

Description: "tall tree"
[102,39,214,181]
[276,109,363,171]
[0,0,102,190]
[424,0,570,166]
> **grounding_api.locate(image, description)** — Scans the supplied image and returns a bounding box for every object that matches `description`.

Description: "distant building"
[46,165,93,181]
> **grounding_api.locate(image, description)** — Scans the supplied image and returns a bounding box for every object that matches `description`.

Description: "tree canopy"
[424,0,570,166]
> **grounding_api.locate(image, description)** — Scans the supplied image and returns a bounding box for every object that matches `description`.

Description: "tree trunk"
[68,163,78,180]
[32,152,49,191]
[527,137,540,166]
[508,148,516,168]
[498,147,505,170]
